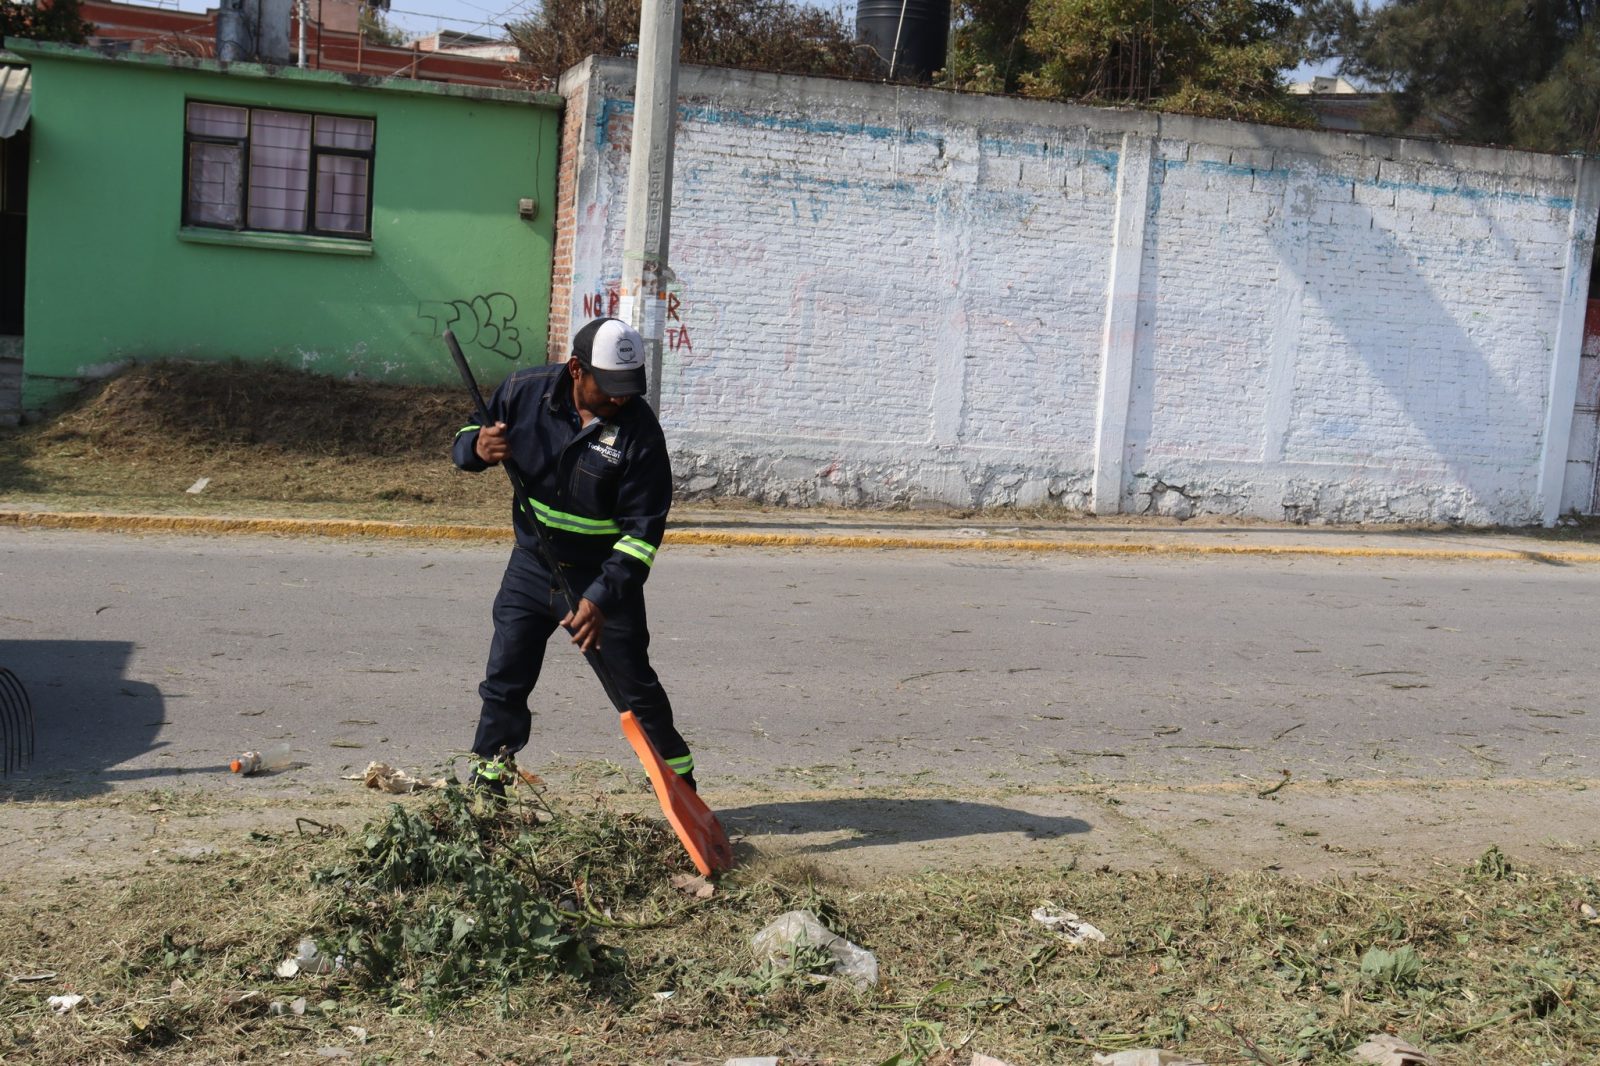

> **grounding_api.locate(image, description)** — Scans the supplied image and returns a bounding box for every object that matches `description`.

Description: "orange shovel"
[620,711,734,876]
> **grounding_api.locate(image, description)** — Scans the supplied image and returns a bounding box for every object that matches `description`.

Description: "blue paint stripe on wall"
[597,94,1573,212]
[977,136,1120,172]
[740,167,917,195]
[1162,158,1573,211]
[602,97,944,147]
[602,96,1128,181]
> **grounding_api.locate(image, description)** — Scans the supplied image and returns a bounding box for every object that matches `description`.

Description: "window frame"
[181,100,377,242]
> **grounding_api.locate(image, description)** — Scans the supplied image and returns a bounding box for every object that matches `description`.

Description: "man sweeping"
[452,316,697,795]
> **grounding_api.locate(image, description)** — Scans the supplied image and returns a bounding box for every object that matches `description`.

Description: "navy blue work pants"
[472,547,692,776]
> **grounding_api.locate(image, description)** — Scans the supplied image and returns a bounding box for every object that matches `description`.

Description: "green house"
[1,41,561,414]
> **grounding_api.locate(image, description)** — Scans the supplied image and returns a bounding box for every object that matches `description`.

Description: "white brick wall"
[559,59,1600,524]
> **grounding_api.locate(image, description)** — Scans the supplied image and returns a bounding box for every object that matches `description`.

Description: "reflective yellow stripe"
[665,754,693,775]
[614,536,657,567]
[455,423,482,437]
[527,498,622,535]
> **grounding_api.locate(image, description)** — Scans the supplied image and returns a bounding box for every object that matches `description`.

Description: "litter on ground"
[353,761,448,794]
[46,994,84,1014]
[1091,1051,1207,1065]
[751,910,879,987]
[1350,1033,1434,1065]
[1031,903,1107,944]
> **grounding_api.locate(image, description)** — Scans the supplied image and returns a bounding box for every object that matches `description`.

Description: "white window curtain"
[313,116,374,234]
[185,103,247,227]
[314,115,374,151]
[185,104,372,236]
[315,155,369,233]
[247,110,311,232]
[186,102,247,138]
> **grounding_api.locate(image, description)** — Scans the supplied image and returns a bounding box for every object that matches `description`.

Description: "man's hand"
[561,598,606,653]
[475,421,510,464]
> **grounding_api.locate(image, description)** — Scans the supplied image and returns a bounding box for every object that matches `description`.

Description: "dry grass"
[0,360,506,522]
[2,784,1597,1065]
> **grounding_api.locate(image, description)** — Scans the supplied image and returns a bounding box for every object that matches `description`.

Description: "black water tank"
[857,0,950,82]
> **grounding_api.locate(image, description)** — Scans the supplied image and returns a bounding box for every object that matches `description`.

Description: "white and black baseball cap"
[572,317,647,398]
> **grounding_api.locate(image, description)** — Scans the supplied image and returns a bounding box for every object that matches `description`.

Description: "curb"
[5,508,1600,562]
[0,509,505,542]
[664,529,1600,563]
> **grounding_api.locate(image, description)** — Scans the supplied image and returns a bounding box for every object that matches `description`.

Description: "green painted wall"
[12,43,560,409]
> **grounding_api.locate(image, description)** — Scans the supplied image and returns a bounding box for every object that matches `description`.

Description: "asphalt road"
[1,527,1596,799]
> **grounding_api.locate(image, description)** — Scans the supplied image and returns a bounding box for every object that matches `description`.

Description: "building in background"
[3,38,559,413]
[414,30,519,63]
[77,0,526,89]
[1288,76,1382,134]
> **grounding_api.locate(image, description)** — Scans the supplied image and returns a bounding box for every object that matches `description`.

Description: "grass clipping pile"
[0,359,504,518]
[5,784,1600,1066]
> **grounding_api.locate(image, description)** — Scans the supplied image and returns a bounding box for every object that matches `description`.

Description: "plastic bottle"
[230,739,292,775]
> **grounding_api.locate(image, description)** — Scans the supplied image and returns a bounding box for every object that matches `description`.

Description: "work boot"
[469,750,515,799]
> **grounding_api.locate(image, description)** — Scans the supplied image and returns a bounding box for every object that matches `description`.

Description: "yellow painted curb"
[0,510,506,542]
[664,529,1600,562]
[3,509,1599,563]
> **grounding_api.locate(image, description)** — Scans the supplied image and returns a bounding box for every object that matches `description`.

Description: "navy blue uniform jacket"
[452,362,672,615]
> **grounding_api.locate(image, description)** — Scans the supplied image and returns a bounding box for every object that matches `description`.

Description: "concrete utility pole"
[618,0,683,412]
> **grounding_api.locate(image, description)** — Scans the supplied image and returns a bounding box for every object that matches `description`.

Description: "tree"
[946,0,1309,125]
[0,0,93,44]
[1303,0,1600,151]
[941,0,1034,93]
[506,0,862,86]
[358,6,409,47]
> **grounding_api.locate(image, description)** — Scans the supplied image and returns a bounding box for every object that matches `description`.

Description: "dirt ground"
[4,775,1596,894]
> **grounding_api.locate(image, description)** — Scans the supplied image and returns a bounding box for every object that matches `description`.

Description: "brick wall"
[558,59,1600,525]
[548,66,591,364]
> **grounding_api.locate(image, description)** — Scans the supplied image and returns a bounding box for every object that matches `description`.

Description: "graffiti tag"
[581,287,692,352]
[417,292,522,361]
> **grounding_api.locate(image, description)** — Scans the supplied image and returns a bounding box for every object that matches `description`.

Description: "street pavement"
[0,508,1597,878]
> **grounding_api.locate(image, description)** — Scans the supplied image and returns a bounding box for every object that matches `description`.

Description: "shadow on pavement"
[717,797,1090,854]
[0,640,183,800]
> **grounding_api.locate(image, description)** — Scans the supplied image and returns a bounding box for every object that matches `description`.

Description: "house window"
[183,102,375,239]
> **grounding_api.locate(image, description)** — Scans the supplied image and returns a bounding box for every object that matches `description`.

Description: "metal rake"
[0,667,33,775]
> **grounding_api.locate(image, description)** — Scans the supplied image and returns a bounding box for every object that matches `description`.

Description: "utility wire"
[376,0,533,76]
[387,7,519,25]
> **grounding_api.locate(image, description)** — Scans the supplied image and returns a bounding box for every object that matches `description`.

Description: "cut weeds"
[2,788,1598,1065]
